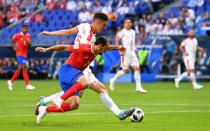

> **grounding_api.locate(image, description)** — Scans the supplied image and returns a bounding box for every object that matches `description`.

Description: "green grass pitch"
[0,80,210,131]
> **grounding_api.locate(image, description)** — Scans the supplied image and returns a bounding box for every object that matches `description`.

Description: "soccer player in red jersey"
[35,37,135,124]
[7,24,35,90]
[35,13,135,124]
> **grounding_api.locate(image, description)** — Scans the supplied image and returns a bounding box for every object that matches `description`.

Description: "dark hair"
[93,13,108,21]
[22,24,28,28]
[94,36,107,46]
[124,17,132,23]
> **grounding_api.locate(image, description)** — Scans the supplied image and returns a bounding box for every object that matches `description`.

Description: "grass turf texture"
[0,80,210,131]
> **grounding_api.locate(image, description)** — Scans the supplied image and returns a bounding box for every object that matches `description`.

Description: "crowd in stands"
[0,57,50,79]
[0,0,46,29]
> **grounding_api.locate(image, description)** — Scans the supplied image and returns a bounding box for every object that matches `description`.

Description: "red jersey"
[64,44,97,71]
[12,32,31,57]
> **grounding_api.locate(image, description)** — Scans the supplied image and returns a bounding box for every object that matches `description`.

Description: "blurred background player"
[109,18,147,93]
[35,13,133,122]
[7,24,35,90]
[175,30,205,90]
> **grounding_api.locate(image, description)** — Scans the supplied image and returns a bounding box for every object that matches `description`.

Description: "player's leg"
[131,54,147,93]
[109,55,129,90]
[36,95,80,124]
[89,80,135,120]
[8,65,21,90]
[34,91,64,115]
[188,69,203,89]
[7,56,23,90]
[22,64,35,90]
[132,66,147,93]
[175,57,189,88]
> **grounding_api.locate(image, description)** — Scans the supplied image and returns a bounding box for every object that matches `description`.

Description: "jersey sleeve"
[117,30,123,39]
[12,34,19,41]
[181,39,186,47]
[195,39,198,47]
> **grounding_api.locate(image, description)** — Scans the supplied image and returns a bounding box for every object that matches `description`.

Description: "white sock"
[189,73,197,87]
[43,91,64,104]
[99,93,121,115]
[134,71,142,89]
[177,72,188,82]
[111,70,125,82]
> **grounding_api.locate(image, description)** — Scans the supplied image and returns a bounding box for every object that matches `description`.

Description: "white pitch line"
[5,103,210,108]
[0,110,210,118]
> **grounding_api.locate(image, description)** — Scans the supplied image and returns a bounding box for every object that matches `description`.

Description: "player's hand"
[119,46,126,55]
[13,47,17,51]
[184,52,189,56]
[201,49,206,58]
[37,31,51,37]
[35,47,48,53]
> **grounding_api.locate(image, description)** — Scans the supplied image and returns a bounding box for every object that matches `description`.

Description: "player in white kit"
[35,13,134,123]
[175,30,205,89]
[109,18,147,93]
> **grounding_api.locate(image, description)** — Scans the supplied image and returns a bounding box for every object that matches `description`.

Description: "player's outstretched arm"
[35,45,70,53]
[38,27,78,36]
[106,45,126,54]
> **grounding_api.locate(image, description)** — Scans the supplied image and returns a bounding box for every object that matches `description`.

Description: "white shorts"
[184,56,195,70]
[121,53,139,69]
[83,66,97,85]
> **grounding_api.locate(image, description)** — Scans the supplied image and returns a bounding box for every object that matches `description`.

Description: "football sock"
[99,93,121,115]
[189,73,197,87]
[46,102,71,112]
[23,71,29,85]
[177,72,188,82]
[112,70,125,82]
[60,83,84,100]
[43,91,64,105]
[134,71,142,89]
[11,70,20,83]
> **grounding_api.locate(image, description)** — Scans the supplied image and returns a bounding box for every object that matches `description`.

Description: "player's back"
[64,44,97,71]
[75,23,96,45]
[118,28,136,53]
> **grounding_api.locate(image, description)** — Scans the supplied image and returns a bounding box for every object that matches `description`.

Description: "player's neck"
[90,25,97,34]
[124,27,131,31]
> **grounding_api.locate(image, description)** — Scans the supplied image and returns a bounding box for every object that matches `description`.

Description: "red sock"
[61,83,84,100]
[11,71,20,83]
[23,71,29,85]
[46,102,71,112]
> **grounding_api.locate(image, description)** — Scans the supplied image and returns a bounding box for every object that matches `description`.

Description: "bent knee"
[123,69,129,73]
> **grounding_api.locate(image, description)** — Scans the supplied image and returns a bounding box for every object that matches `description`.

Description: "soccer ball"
[130,108,144,122]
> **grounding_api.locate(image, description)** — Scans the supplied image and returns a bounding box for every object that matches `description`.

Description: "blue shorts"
[16,56,27,65]
[58,64,83,97]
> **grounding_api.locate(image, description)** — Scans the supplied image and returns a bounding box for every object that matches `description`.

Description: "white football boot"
[136,87,147,93]
[36,106,47,124]
[7,80,13,91]
[26,84,36,90]
[174,78,179,88]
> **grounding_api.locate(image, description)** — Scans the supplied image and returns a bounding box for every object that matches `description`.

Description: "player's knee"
[123,69,128,73]
[81,80,89,88]
[97,84,107,93]
[72,98,80,110]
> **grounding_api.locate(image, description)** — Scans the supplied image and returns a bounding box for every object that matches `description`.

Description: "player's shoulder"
[78,23,90,28]
[14,32,21,37]
[183,38,189,42]
[26,33,31,36]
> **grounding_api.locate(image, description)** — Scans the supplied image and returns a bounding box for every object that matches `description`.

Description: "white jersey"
[75,23,96,66]
[181,37,198,58]
[117,28,136,54]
